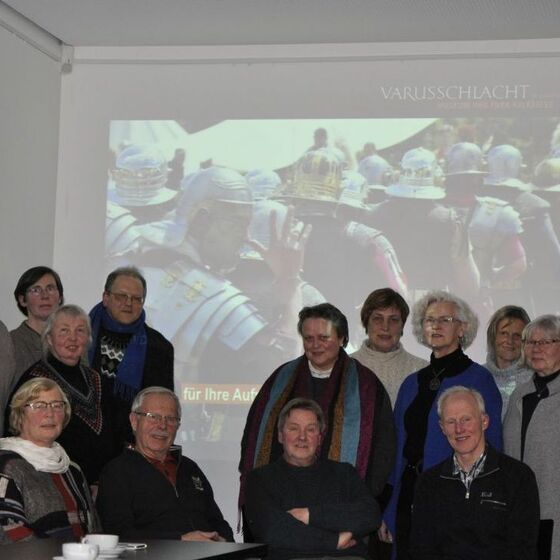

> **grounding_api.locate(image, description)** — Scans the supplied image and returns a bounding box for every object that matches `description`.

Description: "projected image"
[105,117,560,449]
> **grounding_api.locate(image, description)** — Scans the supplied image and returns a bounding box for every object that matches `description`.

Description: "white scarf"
[0,437,70,473]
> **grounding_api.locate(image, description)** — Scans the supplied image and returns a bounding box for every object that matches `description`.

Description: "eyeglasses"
[442,416,474,428]
[27,284,59,297]
[423,316,459,326]
[108,291,144,306]
[134,411,180,426]
[523,339,560,347]
[25,400,66,412]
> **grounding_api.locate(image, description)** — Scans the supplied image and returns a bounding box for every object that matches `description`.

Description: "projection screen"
[54,42,560,531]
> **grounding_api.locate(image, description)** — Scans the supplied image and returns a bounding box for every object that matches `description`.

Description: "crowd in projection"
[0,117,559,558]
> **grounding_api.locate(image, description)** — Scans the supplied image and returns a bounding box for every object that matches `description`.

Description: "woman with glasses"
[484,305,532,418]
[7,305,119,485]
[380,290,502,559]
[504,314,560,560]
[10,266,64,384]
[0,377,99,544]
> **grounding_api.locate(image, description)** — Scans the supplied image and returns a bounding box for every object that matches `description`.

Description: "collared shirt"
[142,452,178,486]
[453,449,487,498]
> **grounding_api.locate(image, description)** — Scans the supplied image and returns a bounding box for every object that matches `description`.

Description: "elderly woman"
[484,305,532,417]
[10,266,64,383]
[504,314,560,560]
[0,378,99,543]
[240,302,396,536]
[381,290,502,559]
[352,288,427,406]
[8,304,118,485]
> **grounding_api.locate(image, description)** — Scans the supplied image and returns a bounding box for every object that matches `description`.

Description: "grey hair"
[522,314,560,367]
[437,385,486,419]
[42,304,92,358]
[277,397,326,434]
[486,305,530,364]
[411,290,478,349]
[104,266,147,298]
[131,386,181,419]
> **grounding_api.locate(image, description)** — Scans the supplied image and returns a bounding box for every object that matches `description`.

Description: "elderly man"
[97,386,233,541]
[245,398,380,560]
[89,266,174,443]
[410,386,539,560]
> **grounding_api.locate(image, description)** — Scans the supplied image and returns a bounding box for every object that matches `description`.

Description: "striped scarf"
[239,349,377,505]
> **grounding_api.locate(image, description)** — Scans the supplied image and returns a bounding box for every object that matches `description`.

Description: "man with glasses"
[97,386,233,542]
[410,386,539,560]
[88,266,174,445]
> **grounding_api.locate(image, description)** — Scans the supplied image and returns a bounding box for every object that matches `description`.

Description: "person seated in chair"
[97,386,233,542]
[245,397,380,560]
[409,386,539,560]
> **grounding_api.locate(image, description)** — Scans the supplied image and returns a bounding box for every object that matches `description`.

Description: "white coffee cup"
[62,542,99,560]
[81,534,119,550]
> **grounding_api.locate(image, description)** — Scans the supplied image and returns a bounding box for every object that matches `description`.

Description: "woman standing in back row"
[352,288,427,407]
[381,290,502,559]
[10,267,64,385]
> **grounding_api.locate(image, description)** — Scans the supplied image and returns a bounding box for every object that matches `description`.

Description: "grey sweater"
[504,374,560,560]
[9,322,42,386]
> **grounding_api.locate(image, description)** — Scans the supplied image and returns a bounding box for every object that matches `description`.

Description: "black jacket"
[410,445,539,560]
[246,457,380,560]
[97,448,233,541]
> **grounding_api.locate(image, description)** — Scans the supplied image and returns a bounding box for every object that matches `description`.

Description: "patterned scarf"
[88,302,147,402]
[239,349,377,504]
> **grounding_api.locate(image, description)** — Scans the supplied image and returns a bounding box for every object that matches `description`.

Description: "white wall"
[0,12,61,329]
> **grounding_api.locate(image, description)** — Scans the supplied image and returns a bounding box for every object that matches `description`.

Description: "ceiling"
[3,0,560,47]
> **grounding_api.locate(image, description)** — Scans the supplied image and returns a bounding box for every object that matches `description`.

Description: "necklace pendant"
[429,377,441,391]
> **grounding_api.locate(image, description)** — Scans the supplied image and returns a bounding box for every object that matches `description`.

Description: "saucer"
[99,546,126,558]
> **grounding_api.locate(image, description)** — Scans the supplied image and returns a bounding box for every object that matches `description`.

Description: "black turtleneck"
[521,369,560,459]
[403,347,472,466]
[47,353,89,395]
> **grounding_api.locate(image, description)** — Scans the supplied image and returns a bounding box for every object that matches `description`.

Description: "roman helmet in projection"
[534,157,560,192]
[286,149,343,203]
[484,144,530,190]
[245,168,282,200]
[177,166,253,228]
[386,147,445,200]
[358,154,394,186]
[339,171,367,206]
[110,144,177,207]
[444,142,486,177]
